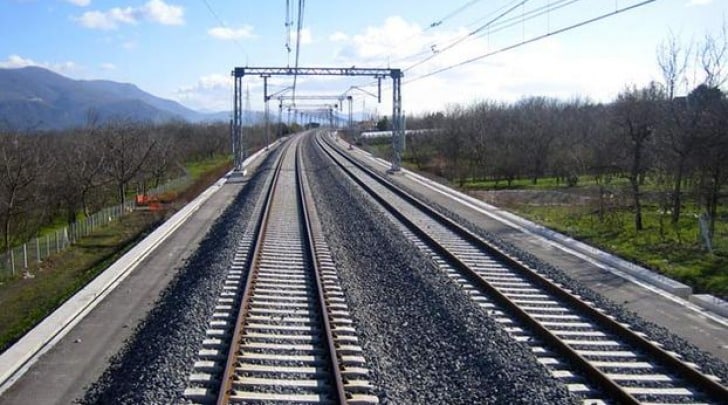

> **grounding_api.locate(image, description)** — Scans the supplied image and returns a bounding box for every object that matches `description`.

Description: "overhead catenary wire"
[392,0,518,62]
[291,0,306,103]
[472,0,582,40]
[427,0,487,29]
[355,0,531,91]
[404,0,531,72]
[285,0,293,66]
[353,0,655,95]
[200,0,248,60]
[406,0,658,84]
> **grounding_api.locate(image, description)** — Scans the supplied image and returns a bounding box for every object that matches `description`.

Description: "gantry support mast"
[231,66,404,172]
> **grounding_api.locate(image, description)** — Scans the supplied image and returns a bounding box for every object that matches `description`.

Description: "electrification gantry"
[231,66,404,173]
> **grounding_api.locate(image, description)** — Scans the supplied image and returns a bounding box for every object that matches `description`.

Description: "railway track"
[317,132,728,405]
[184,135,377,404]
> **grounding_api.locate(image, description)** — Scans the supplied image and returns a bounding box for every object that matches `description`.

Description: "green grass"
[0,157,233,354]
[0,211,162,352]
[186,155,232,180]
[511,203,728,299]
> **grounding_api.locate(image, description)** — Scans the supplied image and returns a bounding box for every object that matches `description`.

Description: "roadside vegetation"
[362,29,728,299]
[0,119,281,353]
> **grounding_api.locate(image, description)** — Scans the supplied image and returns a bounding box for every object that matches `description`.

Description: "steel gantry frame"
[278,95,353,130]
[231,66,405,172]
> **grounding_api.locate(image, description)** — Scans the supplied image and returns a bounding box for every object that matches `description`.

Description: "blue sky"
[0,0,725,115]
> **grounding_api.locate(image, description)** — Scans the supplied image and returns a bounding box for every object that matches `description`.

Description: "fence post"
[23,243,28,269]
[10,249,15,276]
[36,237,40,262]
[46,234,50,257]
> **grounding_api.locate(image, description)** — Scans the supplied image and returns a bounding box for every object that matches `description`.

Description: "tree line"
[0,119,275,253]
[402,29,727,239]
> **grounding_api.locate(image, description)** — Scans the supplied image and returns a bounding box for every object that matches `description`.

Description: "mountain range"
[0,66,234,131]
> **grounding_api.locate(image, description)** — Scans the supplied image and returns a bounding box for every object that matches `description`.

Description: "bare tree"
[687,85,728,238]
[0,133,42,252]
[613,83,664,231]
[52,129,109,223]
[700,21,728,88]
[439,105,468,184]
[657,31,690,100]
[100,121,157,206]
[514,97,560,184]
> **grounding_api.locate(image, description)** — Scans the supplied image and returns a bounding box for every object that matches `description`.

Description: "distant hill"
[0,66,232,131]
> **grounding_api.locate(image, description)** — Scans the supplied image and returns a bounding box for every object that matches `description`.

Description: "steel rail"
[296,143,348,405]
[317,133,728,404]
[216,142,289,405]
[216,137,346,404]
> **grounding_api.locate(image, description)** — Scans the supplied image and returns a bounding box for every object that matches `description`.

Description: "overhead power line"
[291,0,306,102]
[285,0,293,65]
[200,0,248,60]
[389,0,493,64]
[406,0,658,84]
[473,0,582,40]
[405,0,531,72]
[427,0,486,29]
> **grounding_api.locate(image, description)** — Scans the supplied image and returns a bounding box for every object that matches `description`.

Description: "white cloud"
[299,27,313,45]
[333,16,439,64]
[76,7,136,30]
[329,32,349,42]
[66,0,91,6]
[686,0,712,6]
[176,74,232,111]
[0,54,80,74]
[208,25,255,40]
[100,62,116,70]
[122,40,137,50]
[143,0,184,25]
[318,16,662,114]
[0,54,36,68]
[75,0,183,30]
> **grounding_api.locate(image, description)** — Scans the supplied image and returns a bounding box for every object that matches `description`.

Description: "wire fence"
[0,176,191,280]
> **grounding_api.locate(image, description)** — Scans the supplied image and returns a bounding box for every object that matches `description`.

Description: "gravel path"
[79,150,279,404]
[303,137,576,404]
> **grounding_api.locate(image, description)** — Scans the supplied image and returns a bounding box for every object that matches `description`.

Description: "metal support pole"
[347,96,353,130]
[278,101,283,138]
[390,69,404,172]
[263,76,270,150]
[377,77,382,103]
[232,72,245,172]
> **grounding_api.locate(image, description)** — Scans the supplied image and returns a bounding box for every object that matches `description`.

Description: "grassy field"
[510,202,728,299]
[0,155,232,353]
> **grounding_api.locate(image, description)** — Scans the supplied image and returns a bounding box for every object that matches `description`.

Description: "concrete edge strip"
[339,137,728,323]
[0,146,272,394]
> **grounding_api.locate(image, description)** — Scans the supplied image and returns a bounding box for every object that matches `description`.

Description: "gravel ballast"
[79,150,280,404]
[303,136,576,404]
[375,151,728,387]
